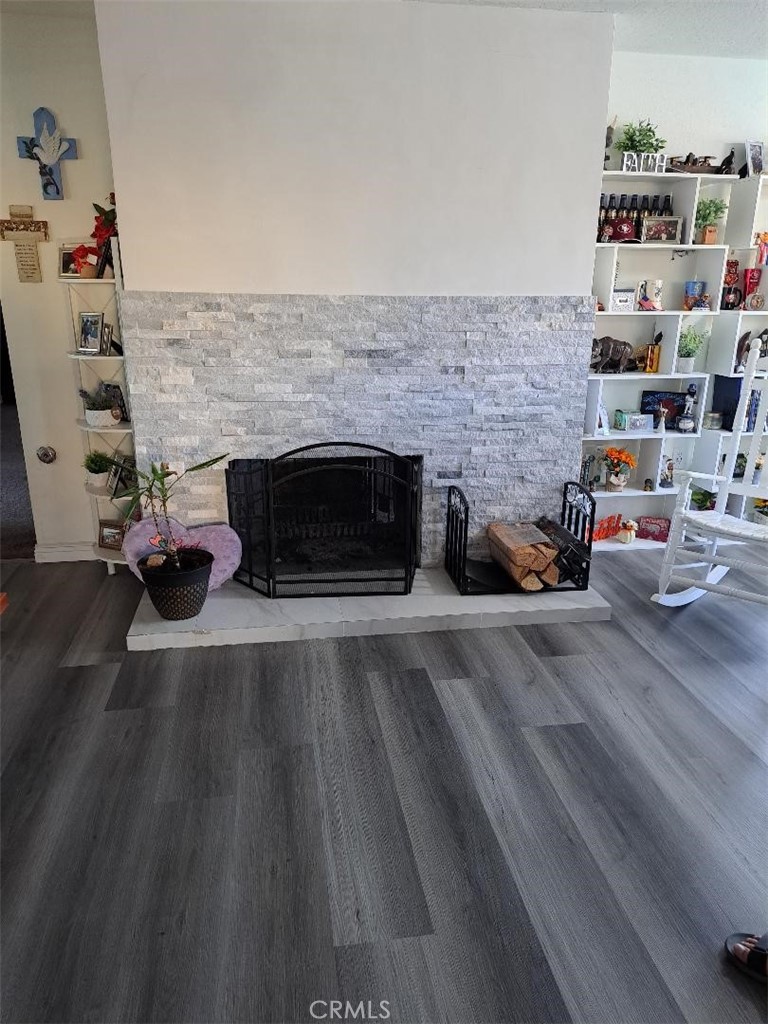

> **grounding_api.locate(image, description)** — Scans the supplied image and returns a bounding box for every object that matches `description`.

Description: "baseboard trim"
[35,542,95,563]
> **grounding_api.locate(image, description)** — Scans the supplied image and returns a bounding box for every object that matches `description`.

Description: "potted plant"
[678,324,707,373]
[614,118,666,169]
[83,449,112,489]
[602,446,637,491]
[695,198,728,244]
[79,385,118,427]
[114,454,228,620]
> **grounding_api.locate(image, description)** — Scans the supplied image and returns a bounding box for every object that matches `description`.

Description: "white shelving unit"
[686,175,768,525]
[65,242,134,573]
[586,170,740,549]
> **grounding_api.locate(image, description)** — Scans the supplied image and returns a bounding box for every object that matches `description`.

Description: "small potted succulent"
[79,385,119,427]
[695,198,728,244]
[113,454,228,620]
[83,449,112,489]
[602,446,637,491]
[678,324,707,373]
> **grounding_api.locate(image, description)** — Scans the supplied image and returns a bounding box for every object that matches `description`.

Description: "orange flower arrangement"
[602,447,638,474]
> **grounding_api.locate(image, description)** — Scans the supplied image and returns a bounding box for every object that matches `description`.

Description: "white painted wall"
[0,2,114,560]
[96,1,613,296]
[608,51,768,162]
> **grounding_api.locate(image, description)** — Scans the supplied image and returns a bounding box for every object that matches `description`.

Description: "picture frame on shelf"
[77,312,103,354]
[636,516,670,542]
[640,216,683,244]
[58,244,82,278]
[111,454,137,497]
[99,322,114,356]
[597,402,611,435]
[640,390,688,430]
[746,141,765,177]
[98,519,124,551]
[101,382,130,422]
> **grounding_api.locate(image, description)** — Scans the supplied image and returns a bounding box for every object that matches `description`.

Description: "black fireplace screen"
[226,443,422,598]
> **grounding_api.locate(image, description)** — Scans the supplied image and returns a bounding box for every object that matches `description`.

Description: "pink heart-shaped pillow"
[121,518,242,591]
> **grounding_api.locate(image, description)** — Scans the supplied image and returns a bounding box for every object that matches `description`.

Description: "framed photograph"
[640,389,687,429]
[746,140,765,177]
[59,244,82,278]
[99,323,114,356]
[111,455,137,497]
[641,216,683,244]
[597,402,611,435]
[78,312,103,353]
[101,382,130,422]
[98,519,124,551]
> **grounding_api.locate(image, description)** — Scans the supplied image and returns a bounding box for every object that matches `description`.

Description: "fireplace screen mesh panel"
[226,443,422,598]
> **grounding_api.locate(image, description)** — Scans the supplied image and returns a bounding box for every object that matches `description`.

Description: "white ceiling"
[413,0,768,58]
[3,0,766,57]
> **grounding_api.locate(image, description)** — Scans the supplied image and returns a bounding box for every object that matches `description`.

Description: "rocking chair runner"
[652,339,768,607]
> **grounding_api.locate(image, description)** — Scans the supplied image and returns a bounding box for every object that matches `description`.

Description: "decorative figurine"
[617,519,638,544]
[659,455,675,487]
[644,478,654,492]
[655,406,668,435]
[735,331,752,373]
[591,336,635,374]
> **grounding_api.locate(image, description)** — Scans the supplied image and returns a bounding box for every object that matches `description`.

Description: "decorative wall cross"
[0,205,48,282]
[17,107,78,200]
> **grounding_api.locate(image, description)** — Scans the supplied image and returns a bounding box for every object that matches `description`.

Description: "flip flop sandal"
[725,932,768,984]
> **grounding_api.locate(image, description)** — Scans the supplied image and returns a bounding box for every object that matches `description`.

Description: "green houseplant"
[615,119,667,154]
[695,198,728,243]
[678,325,707,372]
[79,385,117,427]
[83,449,112,489]
[111,453,228,620]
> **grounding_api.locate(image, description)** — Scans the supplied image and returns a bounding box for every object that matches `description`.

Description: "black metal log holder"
[226,442,422,599]
[445,482,596,596]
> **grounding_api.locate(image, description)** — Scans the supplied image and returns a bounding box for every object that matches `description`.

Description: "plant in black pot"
[112,454,228,620]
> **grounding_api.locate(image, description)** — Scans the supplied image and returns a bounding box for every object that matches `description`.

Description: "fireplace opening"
[226,443,422,597]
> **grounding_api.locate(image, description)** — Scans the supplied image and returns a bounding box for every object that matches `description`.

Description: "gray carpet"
[1,404,35,560]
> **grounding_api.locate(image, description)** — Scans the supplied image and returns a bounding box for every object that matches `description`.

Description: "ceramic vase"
[84,409,116,427]
[605,473,629,492]
[677,356,695,374]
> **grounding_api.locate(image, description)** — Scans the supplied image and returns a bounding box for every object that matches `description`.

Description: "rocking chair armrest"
[676,471,727,484]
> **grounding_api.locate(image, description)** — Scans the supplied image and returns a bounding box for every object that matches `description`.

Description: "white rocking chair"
[652,339,768,607]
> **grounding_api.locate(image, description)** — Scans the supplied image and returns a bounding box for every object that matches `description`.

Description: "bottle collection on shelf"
[597,192,676,243]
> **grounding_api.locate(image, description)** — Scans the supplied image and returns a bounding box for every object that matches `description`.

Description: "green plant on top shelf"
[83,450,112,474]
[678,325,708,358]
[614,119,667,154]
[78,385,114,411]
[695,198,728,231]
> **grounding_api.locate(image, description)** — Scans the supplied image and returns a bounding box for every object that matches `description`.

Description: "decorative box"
[636,516,670,542]
[610,289,636,312]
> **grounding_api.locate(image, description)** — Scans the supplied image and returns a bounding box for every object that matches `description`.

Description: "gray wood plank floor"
[1,553,766,1024]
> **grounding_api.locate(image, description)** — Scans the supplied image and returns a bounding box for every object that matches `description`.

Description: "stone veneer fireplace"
[119,293,594,566]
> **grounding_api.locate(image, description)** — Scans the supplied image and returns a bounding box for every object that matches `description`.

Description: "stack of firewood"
[487,522,560,591]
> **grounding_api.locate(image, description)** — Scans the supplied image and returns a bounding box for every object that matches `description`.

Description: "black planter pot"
[138,549,214,620]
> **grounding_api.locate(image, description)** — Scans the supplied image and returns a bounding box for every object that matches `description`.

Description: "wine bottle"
[650,195,661,217]
[597,193,607,242]
[639,195,650,240]
[602,194,618,240]
[661,194,674,217]
[629,195,640,238]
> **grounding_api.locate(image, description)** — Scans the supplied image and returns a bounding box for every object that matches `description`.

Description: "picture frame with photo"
[59,243,83,278]
[101,382,130,422]
[78,312,104,354]
[746,140,766,177]
[98,519,124,551]
[99,322,114,356]
[641,216,683,244]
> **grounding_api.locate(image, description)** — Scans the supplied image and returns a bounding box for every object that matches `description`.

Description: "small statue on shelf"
[659,454,675,488]
[643,478,654,492]
[591,335,635,373]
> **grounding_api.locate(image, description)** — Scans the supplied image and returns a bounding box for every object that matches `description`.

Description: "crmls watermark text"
[309,1000,391,1020]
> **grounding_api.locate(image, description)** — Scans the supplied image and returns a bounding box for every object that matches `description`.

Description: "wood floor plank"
[106,649,184,710]
[434,676,685,1024]
[524,722,768,1024]
[219,744,338,1024]
[308,639,432,946]
[368,666,571,1024]
[335,937,448,1024]
[240,641,319,750]
[58,570,143,667]
[543,654,768,899]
